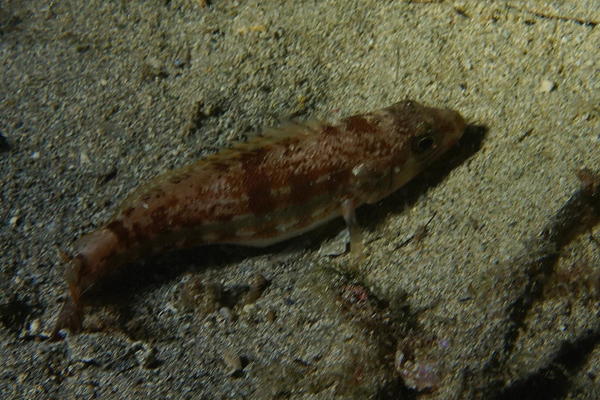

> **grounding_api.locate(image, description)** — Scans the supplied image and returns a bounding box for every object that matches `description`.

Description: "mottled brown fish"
[53,100,465,338]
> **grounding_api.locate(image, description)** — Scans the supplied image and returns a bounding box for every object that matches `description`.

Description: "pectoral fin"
[341,199,364,263]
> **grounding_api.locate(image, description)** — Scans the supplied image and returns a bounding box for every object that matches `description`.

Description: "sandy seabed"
[1,1,598,399]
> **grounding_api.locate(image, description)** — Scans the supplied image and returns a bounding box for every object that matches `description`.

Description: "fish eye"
[413,133,435,154]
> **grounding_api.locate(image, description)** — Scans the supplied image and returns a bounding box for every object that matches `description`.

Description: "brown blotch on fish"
[168,172,191,185]
[288,172,316,205]
[106,220,131,246]
[344,115,380,134]
[322,125,341,136]
[210,161,231,173]
[239,148,276,215]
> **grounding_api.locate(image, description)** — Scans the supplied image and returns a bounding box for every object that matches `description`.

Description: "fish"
[52,100,465,338]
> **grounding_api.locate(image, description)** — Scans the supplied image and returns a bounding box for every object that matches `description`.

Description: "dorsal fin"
[117,118,332,211]
[218,119,326,154]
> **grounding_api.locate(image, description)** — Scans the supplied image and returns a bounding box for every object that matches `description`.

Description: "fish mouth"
[438,108,466,148]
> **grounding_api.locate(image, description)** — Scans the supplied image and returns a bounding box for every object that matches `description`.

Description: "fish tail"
[50,295,83,341]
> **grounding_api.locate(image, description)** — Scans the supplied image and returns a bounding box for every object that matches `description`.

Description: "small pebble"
[265,309,277,322]
[318,229,350,257]
[249,273,269,291]
[242,273,270,305]
[242,303,256,314]
[80,151,90,164]
[222,349,243,375]
[9,216,20,228]
[218,306,234,322]
[539,79,556,93]
[135,344,160,369]
[28,319,41,336]
[179,277,223,314]
[145,57,162,71]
